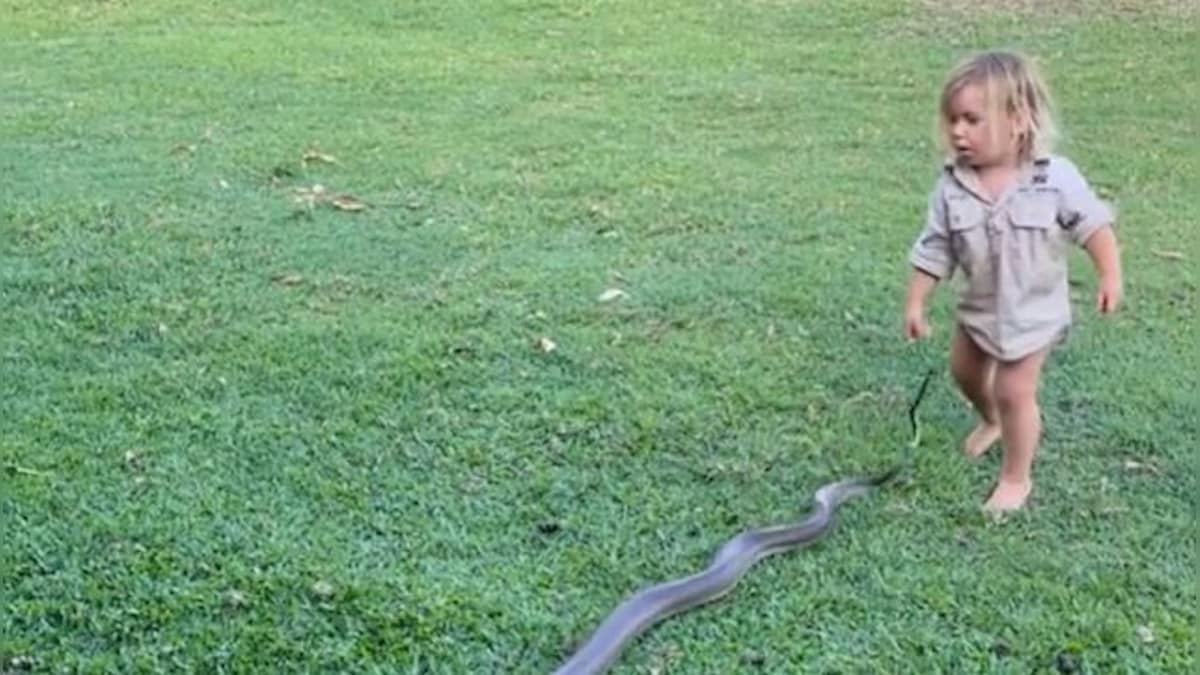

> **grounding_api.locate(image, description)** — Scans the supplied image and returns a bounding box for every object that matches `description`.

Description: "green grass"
[2,1,1197,673]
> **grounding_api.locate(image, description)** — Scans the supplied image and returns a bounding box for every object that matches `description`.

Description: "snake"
[552,369,934,675]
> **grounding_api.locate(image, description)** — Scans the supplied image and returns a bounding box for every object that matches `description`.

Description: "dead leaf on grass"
[302,148,338,165]
[4,655,37,672]
[1136,624,1155,644]
[290,184,369,213]
[291,183,328,205]
[123,449,143,471]
[310,580,336,600]
[587,202,611,219]
[535,336,558,353]
[330,194,368,212]
[5,464,54,478]
[1122,459,1162,475]
[223,589,250,610]
[271,273,305,287]
[597,288,627,303]
[741,650,766,668]
[1151,249,1184,261]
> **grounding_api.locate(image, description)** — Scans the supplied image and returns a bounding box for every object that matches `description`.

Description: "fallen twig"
[5,464,54,478]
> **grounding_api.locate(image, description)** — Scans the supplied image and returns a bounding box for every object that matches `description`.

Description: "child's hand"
[904,305,930,341]
[903,269,938,341]
[1097,274,1122,314]
[1083,227,1122,315]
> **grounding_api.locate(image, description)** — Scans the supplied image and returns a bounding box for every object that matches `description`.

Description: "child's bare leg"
[985,347,1050,512]
[950,326,1000,458]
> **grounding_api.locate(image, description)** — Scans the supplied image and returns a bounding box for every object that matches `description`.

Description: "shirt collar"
[943,152,1052,204]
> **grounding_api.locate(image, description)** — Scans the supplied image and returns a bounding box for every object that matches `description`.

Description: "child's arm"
[904,269,939,339]
[1054,157,1121,314]
[1083,226,1122,314]
[905,179,952,340]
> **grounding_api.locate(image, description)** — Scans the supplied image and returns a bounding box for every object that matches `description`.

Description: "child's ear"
[1011,108,1032,137]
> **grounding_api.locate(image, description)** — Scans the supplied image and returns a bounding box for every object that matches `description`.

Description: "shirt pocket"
[1009,194,1058,231]
[947,197,986,273]
[1008,195,1065,291]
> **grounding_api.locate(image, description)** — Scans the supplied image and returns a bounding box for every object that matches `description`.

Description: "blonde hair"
[936,50,1058,163]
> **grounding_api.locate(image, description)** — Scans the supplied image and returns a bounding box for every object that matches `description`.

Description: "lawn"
[1,1,1197,673]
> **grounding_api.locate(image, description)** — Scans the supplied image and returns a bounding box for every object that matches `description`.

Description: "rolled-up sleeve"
[909,180,953,280]
[1053,157,1114,246]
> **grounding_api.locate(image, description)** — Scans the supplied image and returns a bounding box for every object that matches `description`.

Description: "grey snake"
[552,370,933,674]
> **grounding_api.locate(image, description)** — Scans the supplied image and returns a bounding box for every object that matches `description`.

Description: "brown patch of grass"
[883,0,1197,44]
[913,0,1198,19]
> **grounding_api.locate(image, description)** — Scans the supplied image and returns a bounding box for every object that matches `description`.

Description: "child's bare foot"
[963,421,1001,459]
[983,478,1032,513]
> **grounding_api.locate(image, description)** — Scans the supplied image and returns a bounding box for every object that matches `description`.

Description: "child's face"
[945,82,1023,169]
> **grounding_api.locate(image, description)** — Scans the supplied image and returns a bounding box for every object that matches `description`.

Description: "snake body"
[552,371,933,675]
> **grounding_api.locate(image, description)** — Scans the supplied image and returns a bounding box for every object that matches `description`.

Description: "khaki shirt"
[909,154,1113,361]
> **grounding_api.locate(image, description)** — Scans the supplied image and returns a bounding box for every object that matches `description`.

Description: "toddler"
[903,50,1123,512]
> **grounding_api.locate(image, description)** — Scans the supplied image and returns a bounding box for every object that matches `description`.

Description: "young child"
[902,50,1123,513]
